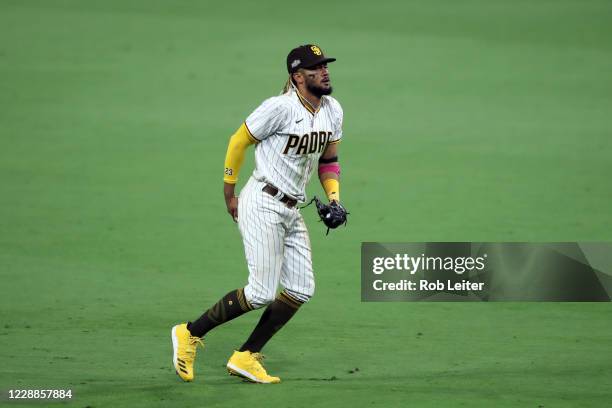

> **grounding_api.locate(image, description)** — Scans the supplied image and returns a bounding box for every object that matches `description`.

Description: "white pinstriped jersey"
[244,90,343,202]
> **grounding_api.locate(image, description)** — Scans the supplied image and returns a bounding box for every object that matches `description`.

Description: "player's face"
[301,64,332,97]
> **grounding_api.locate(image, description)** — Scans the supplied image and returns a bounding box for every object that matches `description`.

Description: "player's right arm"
[223,96,288,221]
[223,123,258,222]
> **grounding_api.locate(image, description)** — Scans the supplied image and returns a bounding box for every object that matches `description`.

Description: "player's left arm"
[318,142,340,203]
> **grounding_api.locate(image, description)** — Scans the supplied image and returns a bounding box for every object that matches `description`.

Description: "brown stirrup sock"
[187,288,253,338]
[239,291,303,353]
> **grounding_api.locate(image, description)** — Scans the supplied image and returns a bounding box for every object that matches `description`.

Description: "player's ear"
[292,71,304,86]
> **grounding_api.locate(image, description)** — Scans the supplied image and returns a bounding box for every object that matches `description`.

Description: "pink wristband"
[318,163,340,176]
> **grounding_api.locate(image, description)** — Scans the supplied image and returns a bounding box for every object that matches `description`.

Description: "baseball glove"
[304,196,349,235]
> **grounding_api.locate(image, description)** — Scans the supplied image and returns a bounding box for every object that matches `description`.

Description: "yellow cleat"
[227,350,281,384]
[226,350,281,384]
[171,323,204,382]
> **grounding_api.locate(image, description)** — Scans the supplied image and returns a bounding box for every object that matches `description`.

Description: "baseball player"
[171,44,344,384]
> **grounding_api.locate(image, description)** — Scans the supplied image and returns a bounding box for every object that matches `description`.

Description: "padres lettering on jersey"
[244,90,343,201]
[282,132,332,155]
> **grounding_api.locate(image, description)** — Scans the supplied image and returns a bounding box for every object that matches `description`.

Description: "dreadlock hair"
[281,73,298,95]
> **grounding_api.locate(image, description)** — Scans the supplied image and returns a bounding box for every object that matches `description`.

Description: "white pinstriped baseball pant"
[238,176,314,308]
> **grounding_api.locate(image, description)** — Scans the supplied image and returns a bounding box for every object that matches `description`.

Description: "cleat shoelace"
[183,336,204,359]
[250,353,269,374]
[251,352,265,362]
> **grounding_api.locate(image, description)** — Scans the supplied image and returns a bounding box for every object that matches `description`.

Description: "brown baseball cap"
[286,44,336,73]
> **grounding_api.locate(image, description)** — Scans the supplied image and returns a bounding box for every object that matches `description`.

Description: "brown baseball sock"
[239,291,304,353]
[187,288,253,338]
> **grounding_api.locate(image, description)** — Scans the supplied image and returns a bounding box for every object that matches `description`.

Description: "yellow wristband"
[322,178,340,202]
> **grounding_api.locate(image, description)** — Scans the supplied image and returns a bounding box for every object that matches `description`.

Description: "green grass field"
[1,1,612,407]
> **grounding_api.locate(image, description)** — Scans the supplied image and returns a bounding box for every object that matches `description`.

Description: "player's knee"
[283,288,313,304]
[244,287,276,309]
[249,296,276,309]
